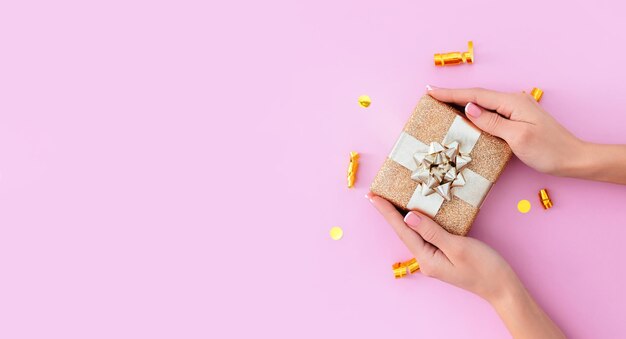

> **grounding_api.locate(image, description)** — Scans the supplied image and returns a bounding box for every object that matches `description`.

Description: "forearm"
[565,142,626,184]
[490,276,565,339]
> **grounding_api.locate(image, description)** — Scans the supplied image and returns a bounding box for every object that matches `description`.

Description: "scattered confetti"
[392,262,408,279]
[539,189,553,209]
[405,258,420,273]
[347,151,359,188]
[531,88,544,102]
[358,95,371,108]
[392,258,420,278]
[434,41,474,66]
[517,199,532,214]
[329,226,343,240]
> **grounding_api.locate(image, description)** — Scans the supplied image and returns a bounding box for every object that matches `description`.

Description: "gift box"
[371,95,512,235]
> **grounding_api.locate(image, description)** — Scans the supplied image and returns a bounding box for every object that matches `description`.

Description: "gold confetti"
[531,88,544,102]
[347,151,359,188]
[539,189,553,209]
[392,258,420,278]
[434,41,474,66]
[392,262,407,279]
[329,226,343,240]
[358,95,371,108]
[517,199,531,214]
[405,258,420,273]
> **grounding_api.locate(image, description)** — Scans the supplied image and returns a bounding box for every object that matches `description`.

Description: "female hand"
[427,87,586,176]
[367,192,565,338]
[367,192,517,302]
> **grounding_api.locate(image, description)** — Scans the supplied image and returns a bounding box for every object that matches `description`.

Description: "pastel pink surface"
[1,1,625,338]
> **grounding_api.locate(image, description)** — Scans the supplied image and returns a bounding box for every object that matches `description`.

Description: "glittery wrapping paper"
[371,95,512,236]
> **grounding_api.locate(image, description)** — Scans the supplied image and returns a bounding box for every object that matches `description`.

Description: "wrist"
[562,141,605,180]
[556,139,598,178]
[488,271,566,338]
[486,270,527,311]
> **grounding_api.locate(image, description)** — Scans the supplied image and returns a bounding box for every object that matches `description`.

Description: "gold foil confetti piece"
[358,95,371,108]
[404,258,420,273]
[517,199,531,214]
[347,151,360,188]
[329,226,344,240]
[392,262,407,279]
[531,88,544,102]
[539,189,553,209]
[392,258,420,278]
[434,41,474,66]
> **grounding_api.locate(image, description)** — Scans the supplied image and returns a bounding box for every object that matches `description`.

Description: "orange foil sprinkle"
[347,152,359,188]
[531,88,544,102]
[392,258,420,278]
[404,258,420,273]
[539,188,553,209]
[392,262,407,279]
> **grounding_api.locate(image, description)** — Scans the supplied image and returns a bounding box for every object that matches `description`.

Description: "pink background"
[1,0,625,338]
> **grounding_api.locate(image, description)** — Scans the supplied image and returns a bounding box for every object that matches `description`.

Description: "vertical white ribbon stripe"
[407,189,444,218]
[442,115,481,154]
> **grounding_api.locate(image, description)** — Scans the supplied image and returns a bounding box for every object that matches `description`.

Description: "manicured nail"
[426,85,436,91]
[465,102,482,117]
[404,212,422,228]
[365,192,374,203]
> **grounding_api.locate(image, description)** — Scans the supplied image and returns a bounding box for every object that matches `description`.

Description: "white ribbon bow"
[389,115,492,217]
[411,140,472,201]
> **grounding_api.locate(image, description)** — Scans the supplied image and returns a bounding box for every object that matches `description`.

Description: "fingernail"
[426,85,436,91]
[365,192,374,203]
[404,212,422,228]
[465,102,482,117]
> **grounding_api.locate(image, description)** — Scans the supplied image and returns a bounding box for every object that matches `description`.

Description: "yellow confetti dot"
[358,95,371,108]
[329,226,343,240]
[517,200,531,214]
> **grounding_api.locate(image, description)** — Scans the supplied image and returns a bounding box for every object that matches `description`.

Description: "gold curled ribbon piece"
[392,258,420,278]
[539,188,553,209]
[434,41,474,66]
[531,88,543,102]
[347,152,359,188]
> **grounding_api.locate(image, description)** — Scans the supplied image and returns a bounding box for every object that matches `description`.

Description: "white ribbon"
[389,115,492,217]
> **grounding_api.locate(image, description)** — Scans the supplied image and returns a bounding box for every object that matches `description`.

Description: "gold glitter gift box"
[371,95,512,235]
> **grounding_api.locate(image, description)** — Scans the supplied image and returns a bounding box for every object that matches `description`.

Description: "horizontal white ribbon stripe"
[388,115,492,216]
[388,132,428,172]
[452,168,492,208]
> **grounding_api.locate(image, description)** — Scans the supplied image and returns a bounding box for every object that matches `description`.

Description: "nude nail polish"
[404,212,422,227]
[465,102,482,117]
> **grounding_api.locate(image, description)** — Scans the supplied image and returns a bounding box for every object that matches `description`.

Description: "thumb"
[464,102,519,141]
[404,211,457,253]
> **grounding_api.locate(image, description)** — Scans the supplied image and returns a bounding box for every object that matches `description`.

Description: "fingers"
[368,193,426,257]
[368,193,455,279]
[464,102,521,141]
[428,87,514,118]
[403,211,458,255]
